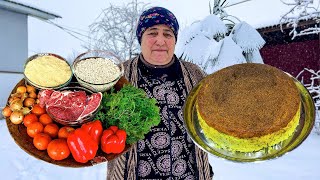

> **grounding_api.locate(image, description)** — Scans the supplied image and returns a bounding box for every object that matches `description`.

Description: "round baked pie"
[196,63,301,152]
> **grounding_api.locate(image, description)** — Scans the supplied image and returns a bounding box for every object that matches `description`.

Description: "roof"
[0,0,61,20]
[225,0,319,30]
[257,19,319,33]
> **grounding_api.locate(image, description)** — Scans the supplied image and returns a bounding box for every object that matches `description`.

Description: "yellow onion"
[29,91,37,99]
[10,92,22,98]
[10,99,23,111]
[16,86,27,94]
[2,106,12,117]
[21,92,28,101]
[26,85,36,93]
[10,111,24,124]
[24,98,35,107]
[21,107,31,115]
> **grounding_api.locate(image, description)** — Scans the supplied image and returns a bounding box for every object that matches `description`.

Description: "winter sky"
[15,0,299,59]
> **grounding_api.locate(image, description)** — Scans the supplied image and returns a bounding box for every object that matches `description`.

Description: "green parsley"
[95,85,161,144]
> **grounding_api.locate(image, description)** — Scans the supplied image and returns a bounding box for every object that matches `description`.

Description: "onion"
[21,107,31,115]
[10,92,22,98]
[24,98,35,107]
[26,85,36,93]
[8,97,20,105]
[10,99,23,111]
[10,111,24,124]
[21,92,28,101]
[2,106,12,117]
[16,86,27,94]
[29,91,37,99]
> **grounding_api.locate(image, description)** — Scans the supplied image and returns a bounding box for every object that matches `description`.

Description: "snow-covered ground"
[1,74,320,180]
[1,0,319,179]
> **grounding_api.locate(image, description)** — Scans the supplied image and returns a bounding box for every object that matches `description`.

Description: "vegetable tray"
[5,77,132,167]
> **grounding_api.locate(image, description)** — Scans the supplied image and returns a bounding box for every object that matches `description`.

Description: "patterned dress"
[136,57,198,179]
[107,55,213,180]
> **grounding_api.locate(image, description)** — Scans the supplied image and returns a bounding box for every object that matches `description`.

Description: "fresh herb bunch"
[95,85,161,144]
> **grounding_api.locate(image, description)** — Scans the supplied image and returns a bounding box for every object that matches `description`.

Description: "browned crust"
[197,63,300,138]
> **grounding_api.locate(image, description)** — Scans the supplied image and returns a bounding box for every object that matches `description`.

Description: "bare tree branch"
[85,0,148,60]
[280,0,320,39]
[296,68,320,134]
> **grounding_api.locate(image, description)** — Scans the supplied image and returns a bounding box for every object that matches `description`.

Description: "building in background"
[0,0,60,73]
[0,0,60,108]
[257,19,319,79]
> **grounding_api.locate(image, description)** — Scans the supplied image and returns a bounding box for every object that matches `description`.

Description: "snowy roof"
[0,0,61,20]
[257,18,318,32]
[225,0,319,30]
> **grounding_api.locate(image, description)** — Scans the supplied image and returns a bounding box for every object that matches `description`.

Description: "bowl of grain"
[24,53,73,90]
[72,50,124,92]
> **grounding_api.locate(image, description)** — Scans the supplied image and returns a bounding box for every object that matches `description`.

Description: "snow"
[1,0,320,179]
[231,21,266,53]
[200,14,228,38]
[6,0,62,18]
[177,35,222,67]
[175,12,266,74]
[211,134,320,180]
[209,36,246,73]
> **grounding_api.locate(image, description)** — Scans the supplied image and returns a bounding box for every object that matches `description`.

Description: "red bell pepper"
[81,120,103,145]
[67,128,98,163]
[101,126,126,154]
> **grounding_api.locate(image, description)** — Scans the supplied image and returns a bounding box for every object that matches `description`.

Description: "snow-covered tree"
[296,68,320,134]
[176,0,265,74]
[85,0,148,61]
[280,0,320,39]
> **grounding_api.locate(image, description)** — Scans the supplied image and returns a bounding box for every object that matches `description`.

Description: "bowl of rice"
[72,51,124,92]
[24,53,73,89]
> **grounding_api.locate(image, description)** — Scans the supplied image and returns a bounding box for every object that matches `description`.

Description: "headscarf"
[136,6,179,44]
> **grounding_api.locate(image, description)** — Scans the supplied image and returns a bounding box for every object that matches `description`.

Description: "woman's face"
[140,24,176,65]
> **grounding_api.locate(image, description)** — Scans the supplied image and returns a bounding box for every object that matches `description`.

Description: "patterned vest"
[107,55,213,180]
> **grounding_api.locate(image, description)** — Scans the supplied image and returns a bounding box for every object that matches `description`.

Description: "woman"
[107,7,213,180]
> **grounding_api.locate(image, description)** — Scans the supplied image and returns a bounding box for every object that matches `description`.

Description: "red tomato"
[44,123,59,138]
[47,139,70,161]
[27,122,44,138]
[33,133,52,150]
[58,126,75,139]
[23,113,38,127]
[31,104,46,116]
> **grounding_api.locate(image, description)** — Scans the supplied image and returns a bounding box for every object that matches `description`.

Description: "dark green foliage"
[95,85,161,144]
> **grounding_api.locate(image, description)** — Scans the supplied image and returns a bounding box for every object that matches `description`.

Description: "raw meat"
[38,89,102,122]
[38,89,54,108]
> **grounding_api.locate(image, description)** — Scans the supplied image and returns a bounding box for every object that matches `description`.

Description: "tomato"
[44,123,59,138]
[31,104,46,116]
[27,122,44,138]
[47,139,70,161]
[33,133,52,150]
[58,126,75,139]
[39,114,53,125]
[23,113,38,127]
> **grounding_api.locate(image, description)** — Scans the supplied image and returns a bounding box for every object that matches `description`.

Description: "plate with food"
[3,52,161,167]
[183,63,315,162]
